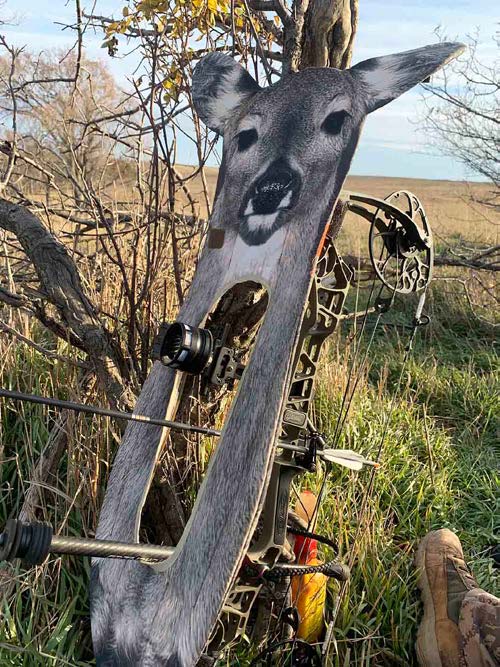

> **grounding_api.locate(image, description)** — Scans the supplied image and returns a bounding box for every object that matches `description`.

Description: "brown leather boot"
[416,529,479,667]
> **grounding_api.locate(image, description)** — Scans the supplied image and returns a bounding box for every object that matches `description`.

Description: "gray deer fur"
[91,42,464,667]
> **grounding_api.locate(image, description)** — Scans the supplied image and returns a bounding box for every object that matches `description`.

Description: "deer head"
[193,43,462,247]
[91,42,464,667]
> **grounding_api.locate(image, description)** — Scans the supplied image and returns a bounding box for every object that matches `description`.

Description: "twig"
[0,198,129,397]
[0,37,19,194]
[0,319,90,369]
[434,277,499,327]
[241,0,274,84]
[248,0,292,27]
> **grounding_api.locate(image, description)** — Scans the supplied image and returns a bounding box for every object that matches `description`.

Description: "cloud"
[353,0,495,65]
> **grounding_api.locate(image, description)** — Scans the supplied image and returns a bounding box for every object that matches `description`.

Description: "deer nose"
[253,166,295,215]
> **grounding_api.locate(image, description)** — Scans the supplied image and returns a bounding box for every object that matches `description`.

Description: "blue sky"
[1,0,496,180]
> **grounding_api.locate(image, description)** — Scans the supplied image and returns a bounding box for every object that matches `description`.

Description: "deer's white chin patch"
[243,190,293,231]
[245,212,280,231]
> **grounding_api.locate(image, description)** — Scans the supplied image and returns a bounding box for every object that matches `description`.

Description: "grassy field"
[176,166,497,247]
[313,284,499,665]
[0,174,498,666]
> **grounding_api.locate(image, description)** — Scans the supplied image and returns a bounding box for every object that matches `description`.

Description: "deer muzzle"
[239,161,301,246]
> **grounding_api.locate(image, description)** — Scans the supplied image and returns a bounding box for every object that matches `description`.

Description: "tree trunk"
[283,0,358,72]
[300,0,358,69]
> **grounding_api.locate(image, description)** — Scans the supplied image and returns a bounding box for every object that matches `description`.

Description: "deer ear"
[192,53,261,134]
[351,42,465,113]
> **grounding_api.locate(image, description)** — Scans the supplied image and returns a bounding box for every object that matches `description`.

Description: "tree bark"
[281,0,358,72]
[300,0,358,69]
[0,199,130,405]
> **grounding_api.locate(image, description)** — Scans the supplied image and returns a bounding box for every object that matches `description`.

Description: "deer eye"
[237,128,258,151]
[321,110,349,135]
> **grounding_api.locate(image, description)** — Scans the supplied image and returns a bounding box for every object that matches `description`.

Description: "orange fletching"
[291,491,328,642]
[291,560,328,643]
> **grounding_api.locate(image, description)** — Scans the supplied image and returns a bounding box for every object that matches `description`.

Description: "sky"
[0,0,496,181]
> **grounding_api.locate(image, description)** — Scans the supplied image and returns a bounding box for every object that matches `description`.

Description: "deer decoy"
[90,42,464,666]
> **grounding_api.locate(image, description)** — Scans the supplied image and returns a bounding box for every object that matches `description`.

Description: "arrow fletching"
[319,449,379,471]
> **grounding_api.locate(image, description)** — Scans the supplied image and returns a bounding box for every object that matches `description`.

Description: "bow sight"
[153,322,214,374]
[153,321,245,387]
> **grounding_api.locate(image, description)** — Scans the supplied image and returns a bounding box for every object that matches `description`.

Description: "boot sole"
[415,534,443,667]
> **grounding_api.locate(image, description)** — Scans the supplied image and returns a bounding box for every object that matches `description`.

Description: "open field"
[175,166,498,247]
[0,173,498,666]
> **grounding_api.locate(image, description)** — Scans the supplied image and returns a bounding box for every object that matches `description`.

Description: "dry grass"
[0,173,498,666]
[175,165,498,246]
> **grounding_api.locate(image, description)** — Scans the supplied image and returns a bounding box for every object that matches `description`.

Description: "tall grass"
[0,227,498,664]
[312,286,499,665]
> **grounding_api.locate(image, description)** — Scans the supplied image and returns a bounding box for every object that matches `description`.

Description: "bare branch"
[0,319,90,368]
[0,36,18,193]
[434,276,499,327]
[248,0,292,27]
[0,283,27,308]
[0,199,129,401]
[421,31,499,192]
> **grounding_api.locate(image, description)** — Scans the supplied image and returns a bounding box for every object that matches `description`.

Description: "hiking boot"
[416,529,479,667]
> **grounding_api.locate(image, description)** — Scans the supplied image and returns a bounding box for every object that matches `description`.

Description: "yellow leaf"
[122,6,129,16]
[105,21,120,35]
[207,0,217,12]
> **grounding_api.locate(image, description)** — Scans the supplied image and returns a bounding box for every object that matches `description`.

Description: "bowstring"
[328,280,384,449]
[327,219,396,461]
[329,289,426,635]
[287,233,396,629]
[259,256,393,662]
[321,250,428,658]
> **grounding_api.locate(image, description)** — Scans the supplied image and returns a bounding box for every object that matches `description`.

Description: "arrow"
[318,449,380,471]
